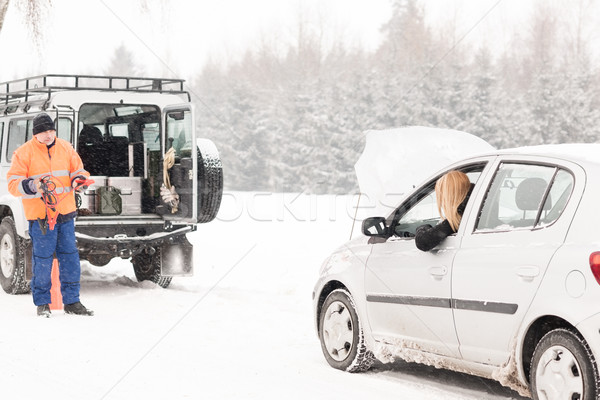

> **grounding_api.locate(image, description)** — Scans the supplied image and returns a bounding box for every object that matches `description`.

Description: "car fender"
[511,243,600,387]
[313,236,375,348]
[0,193,28,237]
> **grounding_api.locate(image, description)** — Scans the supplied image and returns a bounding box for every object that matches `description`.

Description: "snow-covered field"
[1,192,527,400]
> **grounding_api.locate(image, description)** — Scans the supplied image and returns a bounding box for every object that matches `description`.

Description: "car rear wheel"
[131,247,172,289]
[530,329,599,400]
[0,217,29,294]
[319,288,374,372]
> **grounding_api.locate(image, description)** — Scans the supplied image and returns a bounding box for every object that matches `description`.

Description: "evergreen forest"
[183,1,600,193]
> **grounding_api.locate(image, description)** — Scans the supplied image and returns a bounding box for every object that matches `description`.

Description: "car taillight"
[589,252,600,285]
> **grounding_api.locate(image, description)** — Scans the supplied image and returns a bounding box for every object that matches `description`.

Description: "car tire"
[530,328,599,400]
[197,138,223,223]
[319,288,375,372]
[131,247,172,289]
[0,217,30,294]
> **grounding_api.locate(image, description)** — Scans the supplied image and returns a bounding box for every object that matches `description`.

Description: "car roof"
[50,90,187,110]
[473,143,600,166]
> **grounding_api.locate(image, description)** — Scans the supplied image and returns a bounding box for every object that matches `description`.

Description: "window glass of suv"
[0,122,4,160]
[475,163,573,231]
[57,118,72,142]
[166,109,192,158]
[109,123,129,138]
[7,119,31,162]
[142,122,160,151]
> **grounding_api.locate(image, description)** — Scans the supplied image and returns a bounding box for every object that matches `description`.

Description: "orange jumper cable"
[38,176,95,233]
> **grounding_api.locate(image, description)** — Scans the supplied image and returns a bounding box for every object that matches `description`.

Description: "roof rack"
[0,74,190,104]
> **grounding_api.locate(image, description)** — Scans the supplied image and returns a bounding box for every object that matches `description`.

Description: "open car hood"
[354,126,494,218]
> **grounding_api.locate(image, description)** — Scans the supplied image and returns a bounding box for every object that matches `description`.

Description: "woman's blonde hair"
[435,170,471,231]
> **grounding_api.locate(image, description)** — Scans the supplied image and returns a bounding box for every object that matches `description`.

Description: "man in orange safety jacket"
[7,113,94,317]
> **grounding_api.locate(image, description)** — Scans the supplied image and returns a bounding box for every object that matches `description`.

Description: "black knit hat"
[32,113,55,135]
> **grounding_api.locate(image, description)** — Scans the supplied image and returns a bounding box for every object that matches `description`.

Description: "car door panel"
[452,157,583,366]
[452,232,559,365]
[365,236,460,358]
[363,160,491,359]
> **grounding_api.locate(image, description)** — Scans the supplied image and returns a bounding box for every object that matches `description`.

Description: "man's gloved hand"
[73,178,94,192]
[72,179,84,192]
[27,178,43,194]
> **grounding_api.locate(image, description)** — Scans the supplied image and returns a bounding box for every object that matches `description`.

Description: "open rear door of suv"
[162,105,223,224]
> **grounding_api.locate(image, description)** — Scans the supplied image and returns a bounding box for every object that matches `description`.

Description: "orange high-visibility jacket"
[7,137,89,221]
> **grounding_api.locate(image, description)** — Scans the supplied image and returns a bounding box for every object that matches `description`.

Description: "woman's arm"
[415,219,455,251]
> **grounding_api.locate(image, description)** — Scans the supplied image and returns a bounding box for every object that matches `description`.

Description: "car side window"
[6,119,31,162]
[392,165,484,238]
[0,122,4,160]
[57,118,72,143]
[394,185,439,237]
[538,169,574,227]
[475,163,574,231]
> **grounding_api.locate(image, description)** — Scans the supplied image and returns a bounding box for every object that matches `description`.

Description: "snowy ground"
[1,192,528,400]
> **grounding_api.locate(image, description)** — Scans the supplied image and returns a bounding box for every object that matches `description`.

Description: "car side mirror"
[362,217,389,237]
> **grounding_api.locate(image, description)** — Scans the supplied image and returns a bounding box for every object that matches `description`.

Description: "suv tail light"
[589,252,600,285]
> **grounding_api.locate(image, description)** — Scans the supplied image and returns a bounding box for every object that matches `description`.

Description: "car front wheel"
[0,217,29,294]
[319,288,374,372]
[530,328,599,400]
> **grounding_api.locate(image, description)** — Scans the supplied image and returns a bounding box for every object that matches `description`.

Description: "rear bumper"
[75,226,193,259]
[76,226,193,245]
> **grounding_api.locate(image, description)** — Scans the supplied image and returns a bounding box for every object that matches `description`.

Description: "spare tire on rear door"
[197,138,223,223]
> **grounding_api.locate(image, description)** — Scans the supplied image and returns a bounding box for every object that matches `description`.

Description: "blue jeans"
[29,219,81,306]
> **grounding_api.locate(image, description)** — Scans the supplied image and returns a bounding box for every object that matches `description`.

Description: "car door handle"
[429,266,448,279]
[516,266,540,282]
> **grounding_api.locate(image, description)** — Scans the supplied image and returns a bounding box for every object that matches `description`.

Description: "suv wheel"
[319,288,374,372]
[0,217,29,294]
[131,247,172,288]
[530,328,599,400]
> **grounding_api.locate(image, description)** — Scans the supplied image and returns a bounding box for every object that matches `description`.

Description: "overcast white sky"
[0,0,393,80]
[0,0,592,82]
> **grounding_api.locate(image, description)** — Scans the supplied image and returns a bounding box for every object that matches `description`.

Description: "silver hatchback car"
[313,144,600,400]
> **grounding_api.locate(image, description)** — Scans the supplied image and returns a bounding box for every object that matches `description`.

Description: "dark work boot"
[64,301,94,316]
[37,304,51,318]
